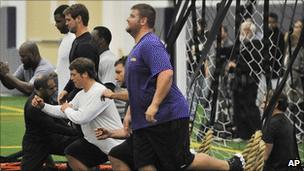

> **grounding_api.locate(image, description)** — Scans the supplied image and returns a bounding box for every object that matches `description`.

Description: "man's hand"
[95,127,112,140]
[102,89,114,99]
[145,103,158,123]
[227,61,236,69]
[0,61,9,76]
[58,90,68,105]
[60,102,72,112]
[32,95,45,109]
[225,61,237,74]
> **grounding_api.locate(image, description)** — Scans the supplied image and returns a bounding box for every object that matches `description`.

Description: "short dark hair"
[266,90,288,112]
[277,93,288,111]
[63,4,89,26]
[269,12,278,22]
[131,4,156,28]
[69,57,96,79]
[93,26,112,45]
[34,72,57,90]
[114,56,127,67]
[54,4,69,17]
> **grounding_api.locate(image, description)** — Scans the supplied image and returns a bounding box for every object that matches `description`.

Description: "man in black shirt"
[268,12,285,88]
[262,91,300,171]
[58,3,99,104]
[21,73,78,171]
[228,19,262,140]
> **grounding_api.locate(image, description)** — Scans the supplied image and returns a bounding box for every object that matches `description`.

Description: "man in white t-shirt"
[91,26,116,91]
[53,4,76,93]
[32,57,123,171]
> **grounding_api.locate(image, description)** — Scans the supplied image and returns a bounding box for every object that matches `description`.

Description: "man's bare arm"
[1,73,33,95]
[103,89,129,101]
[95,127,130,140]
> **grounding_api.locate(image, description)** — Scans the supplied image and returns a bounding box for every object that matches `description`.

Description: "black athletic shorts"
[64,138,108,167]
[108,136,135,170]
[109,118,194,170]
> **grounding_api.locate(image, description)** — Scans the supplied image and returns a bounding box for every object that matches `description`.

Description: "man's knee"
[108,155,119,162]
[66,154,90,171]
[66,154,82,165]
[138,164,157,171]
[108,155,125,165]
[108,155,131,171]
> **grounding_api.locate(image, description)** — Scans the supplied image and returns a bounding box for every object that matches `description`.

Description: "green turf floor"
[1,95,303,162]
[0,96,25,156]
[0,96,66,161]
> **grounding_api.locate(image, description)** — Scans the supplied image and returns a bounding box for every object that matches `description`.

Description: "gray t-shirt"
[14,59,54,84]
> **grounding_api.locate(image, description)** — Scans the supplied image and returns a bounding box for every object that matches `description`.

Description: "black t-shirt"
[236,39,263,82]
[64,32,99,94]
[262,113,298,171]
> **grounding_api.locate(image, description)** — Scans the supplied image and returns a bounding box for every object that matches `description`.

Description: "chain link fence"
[186,0,304,161]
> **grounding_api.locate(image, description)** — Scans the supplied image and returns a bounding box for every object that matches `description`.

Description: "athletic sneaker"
[227,153,245,171]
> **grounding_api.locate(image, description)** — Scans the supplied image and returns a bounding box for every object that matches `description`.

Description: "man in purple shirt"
[125,18,188,131]
[103,3,245,171]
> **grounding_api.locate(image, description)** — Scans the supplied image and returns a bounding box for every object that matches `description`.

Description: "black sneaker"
[227,153,245,171]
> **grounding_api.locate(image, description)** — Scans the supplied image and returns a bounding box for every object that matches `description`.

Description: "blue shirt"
[126,32,189,130]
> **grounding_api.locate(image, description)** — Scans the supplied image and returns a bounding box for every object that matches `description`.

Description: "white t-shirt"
[56,32,75,92]
[98,50,116,85]
[42,82,124,154]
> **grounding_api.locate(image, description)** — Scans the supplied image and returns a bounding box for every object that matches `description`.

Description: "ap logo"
[288,159,301,167]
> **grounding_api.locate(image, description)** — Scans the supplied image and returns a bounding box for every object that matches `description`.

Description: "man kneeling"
[32,58,123,171]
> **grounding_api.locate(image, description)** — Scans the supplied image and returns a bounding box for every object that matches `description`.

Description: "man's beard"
[126,27,139,37]
[23,64,31,70]
[126,27,132,34]
[23,60,33,70]
[69,27,77,34]
[126,22,141,37]
[60,27,69,34]
[23,58,37,70]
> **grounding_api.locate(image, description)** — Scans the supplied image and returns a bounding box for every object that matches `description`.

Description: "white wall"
[101,1,171,57]
[101,1,187,94]
[0,0,26,48]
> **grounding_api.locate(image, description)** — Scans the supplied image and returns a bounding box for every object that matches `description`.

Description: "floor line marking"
[0,112,23,116]
[0,106,23,113]
[0,146,22,149]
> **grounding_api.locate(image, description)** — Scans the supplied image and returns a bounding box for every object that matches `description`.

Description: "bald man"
[0,41,54,95]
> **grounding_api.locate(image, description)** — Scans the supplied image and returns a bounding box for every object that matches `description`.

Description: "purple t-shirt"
[126,32,189,130]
